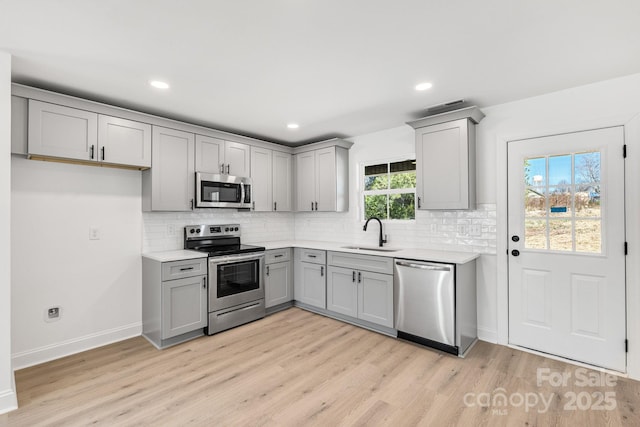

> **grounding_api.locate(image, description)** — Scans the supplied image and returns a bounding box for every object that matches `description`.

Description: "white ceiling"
[1,0,640,146]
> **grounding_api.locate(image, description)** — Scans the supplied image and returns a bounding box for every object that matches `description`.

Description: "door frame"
[496,113,640,379]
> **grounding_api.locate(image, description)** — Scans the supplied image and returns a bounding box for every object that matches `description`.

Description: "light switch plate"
[89,227,100,240]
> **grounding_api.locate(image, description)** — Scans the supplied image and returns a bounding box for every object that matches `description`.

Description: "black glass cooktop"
[193,243,265,257]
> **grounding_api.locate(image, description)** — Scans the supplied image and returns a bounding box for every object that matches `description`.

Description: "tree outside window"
[363,159,416,221]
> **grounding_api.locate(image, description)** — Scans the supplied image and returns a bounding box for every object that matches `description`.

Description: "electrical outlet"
[167,224,176,236]
[45,306,61,322]
[457,225,468,236]
[89,226,100,240]
[430,223,438,234]
[469,224,482,236]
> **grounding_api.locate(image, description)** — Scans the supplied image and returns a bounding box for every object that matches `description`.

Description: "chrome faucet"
[363,217,387,247]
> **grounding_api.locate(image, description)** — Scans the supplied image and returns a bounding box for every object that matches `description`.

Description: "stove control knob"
[234,227,239,231]
[225,227,229,232]
[190,229,195,234]
[196,228,201,233]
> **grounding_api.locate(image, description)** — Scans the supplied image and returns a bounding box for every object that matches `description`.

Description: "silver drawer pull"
[179,267,194,271]
[308,255,317,258]
[274,254,284,258]
[395,261,451,272]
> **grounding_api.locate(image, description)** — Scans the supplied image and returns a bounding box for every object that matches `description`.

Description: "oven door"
[196,172,252,208]
[209,253,264,311]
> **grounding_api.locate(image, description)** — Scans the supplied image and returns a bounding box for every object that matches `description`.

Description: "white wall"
[0,51,17,414]
[10,158,143,369]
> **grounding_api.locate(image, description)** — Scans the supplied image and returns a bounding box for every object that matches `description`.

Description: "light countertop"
[142,250,207,262]
[250,240,479,264]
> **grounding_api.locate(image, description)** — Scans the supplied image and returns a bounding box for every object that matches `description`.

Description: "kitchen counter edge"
[142,250,208,262]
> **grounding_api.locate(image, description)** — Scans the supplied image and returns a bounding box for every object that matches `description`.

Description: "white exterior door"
[508,126,626,371]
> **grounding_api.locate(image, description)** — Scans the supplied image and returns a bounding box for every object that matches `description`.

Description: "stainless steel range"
[184,224,265,334]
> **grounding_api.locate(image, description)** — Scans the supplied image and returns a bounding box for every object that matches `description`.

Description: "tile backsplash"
[143,204,497,255]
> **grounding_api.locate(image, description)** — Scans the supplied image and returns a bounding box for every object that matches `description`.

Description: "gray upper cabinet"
[142,126,195,211]
[195,135,250,176]
[28,100,151,168]
[29,100,98,161]
[294,144,349,212]
[250,146,273,211]
[251,147,292,212]
[98,115,151,168]
[408,107,484,210]
[272,151,292,212]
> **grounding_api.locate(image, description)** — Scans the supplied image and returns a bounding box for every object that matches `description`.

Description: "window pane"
[548,186,572,218]
[525,157,546,186]
[575,152,601,185]
[525,219,547,250]
[389,193,415,220]
[390,171,416,190]
[364,194,387,219]
[549,155,571,186]
[575,220,602,253]
[525,188,546,217]
[549,220,572,251]
[575,191,601,218]
[364,163,389,191]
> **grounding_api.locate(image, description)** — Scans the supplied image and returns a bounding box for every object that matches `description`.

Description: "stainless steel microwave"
[196,172,252,208]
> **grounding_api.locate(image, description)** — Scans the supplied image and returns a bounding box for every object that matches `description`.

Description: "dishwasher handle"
[395,260,452,272]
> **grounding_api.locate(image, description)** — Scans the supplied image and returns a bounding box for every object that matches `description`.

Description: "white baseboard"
[11,322,142,370]
[477,326,498,343]
[0,378,17,415]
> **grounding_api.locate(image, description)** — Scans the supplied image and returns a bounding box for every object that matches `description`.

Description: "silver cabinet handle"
[226,164,230,174]
[308,254,317,258]
[220,163,224,174]
[101,146,105,161]
[252,201,255,210]
[274,254,283,258]
[180,267,194,271]
[266,266,270,276]
[315,202,318,211]
[89,145,95,159]
[320,266,324,276]
[274,201,277,211]
[203,276,207,289]
[190,198,194,210]
[395,260,452,272]
[352,271,356,282]
[311,202,314,211]
[357,271,362,283]
[417,197,421,209]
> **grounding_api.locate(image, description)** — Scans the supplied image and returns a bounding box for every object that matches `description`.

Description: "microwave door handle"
[240,182,246,205]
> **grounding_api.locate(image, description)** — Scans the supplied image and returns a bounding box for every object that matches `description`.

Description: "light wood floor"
[2,307,639,426]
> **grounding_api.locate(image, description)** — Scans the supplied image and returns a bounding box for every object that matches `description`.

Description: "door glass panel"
[548,155,571,186]
[364,194,387,219]
[575,220,602,253]
[549,220,572,251]
[523,150,602,254]
[525,219,547,250]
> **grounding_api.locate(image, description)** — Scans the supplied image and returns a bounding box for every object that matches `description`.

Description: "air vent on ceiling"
[425,99,468,115]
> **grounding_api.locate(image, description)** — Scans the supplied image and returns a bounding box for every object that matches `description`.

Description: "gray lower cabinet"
[265,248,293,308]
[143,256,207,348]
[293,248,326,309]
[326,251,394,328]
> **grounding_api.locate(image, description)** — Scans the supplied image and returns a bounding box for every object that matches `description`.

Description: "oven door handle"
[209,253,265,264]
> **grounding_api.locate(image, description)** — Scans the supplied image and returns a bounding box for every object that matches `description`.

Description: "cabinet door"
[327,266,358,318]
[151,126,195,211]
[272,151,292,212]
[98,115,151,167]
[225,141,251,177]
[315,147,337,211]
[195,135,224,174]
[250,146,273,211]
[295,151,316,211]
[358,271,394,328]
[28,100,98,161]
[416,118,470,210]
[265,261,293,308]
[294,261,326,309]
[161,276,207,339]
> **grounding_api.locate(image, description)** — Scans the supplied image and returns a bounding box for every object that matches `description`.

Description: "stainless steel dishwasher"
[394,258,477,356]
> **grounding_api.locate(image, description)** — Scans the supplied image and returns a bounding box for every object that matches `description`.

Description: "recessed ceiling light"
[149,80,170,89]
[415,82,433,91]
[287,123,299,129]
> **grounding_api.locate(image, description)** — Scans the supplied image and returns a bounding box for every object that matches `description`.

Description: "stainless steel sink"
[341,245,400,252]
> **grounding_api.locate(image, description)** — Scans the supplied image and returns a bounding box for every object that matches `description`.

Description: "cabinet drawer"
[296,248,326,265]
[161,258,207,281]
[328,251,393,275]
[265,248,292,264]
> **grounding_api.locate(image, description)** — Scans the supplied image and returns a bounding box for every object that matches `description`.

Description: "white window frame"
[360,156,417,222]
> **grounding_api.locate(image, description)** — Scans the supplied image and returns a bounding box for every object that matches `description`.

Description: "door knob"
[511,235,520,242]
[511,250,520,257]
